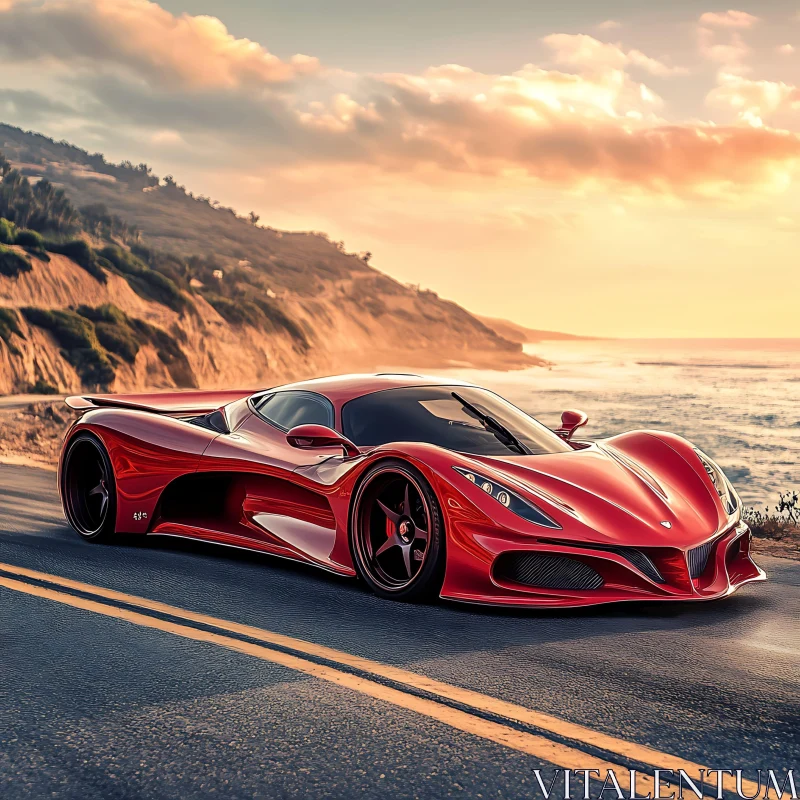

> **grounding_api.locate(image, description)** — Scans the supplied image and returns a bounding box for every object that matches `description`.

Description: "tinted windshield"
[342,386,573,456]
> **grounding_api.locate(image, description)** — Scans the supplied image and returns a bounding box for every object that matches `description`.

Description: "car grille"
[687,539,715,578]
[611,548,664,583]
[494,553,604,590]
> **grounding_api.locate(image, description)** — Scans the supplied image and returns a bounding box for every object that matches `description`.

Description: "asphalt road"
[1,464,798,800]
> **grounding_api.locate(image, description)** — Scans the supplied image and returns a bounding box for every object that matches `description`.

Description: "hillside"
[0,124,538,394]
[476,315,597,345]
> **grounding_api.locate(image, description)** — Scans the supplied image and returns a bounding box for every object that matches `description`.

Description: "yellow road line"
[0,561,756,796]
[0,573,654,793]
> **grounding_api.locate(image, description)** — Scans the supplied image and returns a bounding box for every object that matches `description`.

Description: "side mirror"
[286,424,360,457]
[555,409,588,441]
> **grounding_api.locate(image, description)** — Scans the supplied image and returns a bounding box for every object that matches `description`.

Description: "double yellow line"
[0,561,754,797]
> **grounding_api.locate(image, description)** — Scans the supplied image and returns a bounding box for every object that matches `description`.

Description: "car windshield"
[342,386,573,456]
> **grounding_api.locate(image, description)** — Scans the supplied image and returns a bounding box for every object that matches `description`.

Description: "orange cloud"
[0,0,319,89]
[698,10,759,27]
[697,27,750,64]
[0,0,797,202]
[293,74,800,196]
[542,34,688,76]
[707,72,800,126]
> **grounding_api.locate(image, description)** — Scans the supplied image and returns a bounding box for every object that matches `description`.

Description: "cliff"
[0,124,538,393]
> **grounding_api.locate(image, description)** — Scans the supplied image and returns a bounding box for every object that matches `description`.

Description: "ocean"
[438,338,800,509]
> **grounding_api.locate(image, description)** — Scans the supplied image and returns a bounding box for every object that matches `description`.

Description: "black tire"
[62,433,117,542]
[350,459,445,602]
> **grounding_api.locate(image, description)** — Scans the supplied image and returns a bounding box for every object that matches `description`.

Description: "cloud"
[707,72,800,125]
[699,10,759,27]
[776,44,795,55]
[0,0,319,89]
[0,0,797,201]
[0,88,75,121]
[597,20,622,31]
[543,33,688,77]
[697,27,750,64]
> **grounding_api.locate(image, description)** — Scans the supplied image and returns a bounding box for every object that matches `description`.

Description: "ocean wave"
[635,361,791,370]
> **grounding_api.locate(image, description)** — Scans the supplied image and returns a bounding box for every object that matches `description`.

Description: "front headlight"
[453,467,561,528]
[694,449,739,517]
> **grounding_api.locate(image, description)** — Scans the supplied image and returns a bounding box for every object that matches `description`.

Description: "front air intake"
[612,548,665,583]
[687,539,715,578]
[494,553,604,590]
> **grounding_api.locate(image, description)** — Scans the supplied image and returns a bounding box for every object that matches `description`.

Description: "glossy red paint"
[58,374,765,608]
[555,409,589,440]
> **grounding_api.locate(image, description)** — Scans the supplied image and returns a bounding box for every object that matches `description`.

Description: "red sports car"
[59,373,764,607]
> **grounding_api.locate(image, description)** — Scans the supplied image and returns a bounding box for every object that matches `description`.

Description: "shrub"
[73,303,196,387]
[21,307,115,387]
[203,291,308,350]
[100,245,186,312]
[253,297,309,349]
[745,490,800,540]
[0,307,23,355]
[0,218,15,244]
[75,304,139,364]
[14,229,45,250]
[203,292,260,327]
[29,379,58,395]
[93,321,139,364]
[45,239,107,283]
[76,303,128,326]
[130,318,197,387]
[0,245,32,278]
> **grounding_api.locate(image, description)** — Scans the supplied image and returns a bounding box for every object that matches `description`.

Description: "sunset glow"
[2,0,799,336]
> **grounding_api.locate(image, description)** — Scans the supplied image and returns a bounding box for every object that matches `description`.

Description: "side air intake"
[494,553,604,591]
[687,539,716,578]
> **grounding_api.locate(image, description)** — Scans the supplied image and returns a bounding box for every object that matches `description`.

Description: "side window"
[255,391,334,431]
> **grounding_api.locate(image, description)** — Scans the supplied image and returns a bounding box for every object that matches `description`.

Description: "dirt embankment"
[0,250,540,395]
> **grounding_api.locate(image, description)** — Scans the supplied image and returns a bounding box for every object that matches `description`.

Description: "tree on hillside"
[248,211,260,226]
[81,202,141,244]
[0,153,80,233]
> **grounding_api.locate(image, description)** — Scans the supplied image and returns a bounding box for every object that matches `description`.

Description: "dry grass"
[744,493,800,559]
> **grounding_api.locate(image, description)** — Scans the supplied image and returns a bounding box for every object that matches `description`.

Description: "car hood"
[468,436,726,548]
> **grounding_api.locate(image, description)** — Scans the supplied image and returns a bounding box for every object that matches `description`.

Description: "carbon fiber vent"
[687,539,715,578]
[612,548,664,583]
[495,553,604,590]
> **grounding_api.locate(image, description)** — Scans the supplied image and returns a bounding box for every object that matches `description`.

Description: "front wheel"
[350,460,445,602]
[62,433,117,541]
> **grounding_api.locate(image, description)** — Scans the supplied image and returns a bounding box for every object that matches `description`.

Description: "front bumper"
[440,521,766,608]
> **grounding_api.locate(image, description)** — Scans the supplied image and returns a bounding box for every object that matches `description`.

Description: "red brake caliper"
[385,516,394,538]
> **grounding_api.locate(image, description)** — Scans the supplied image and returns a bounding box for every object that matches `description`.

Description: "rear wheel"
[351,460,445,601]
[62,433,116,541]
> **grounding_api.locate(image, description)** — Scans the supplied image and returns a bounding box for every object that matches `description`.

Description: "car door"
[198,390,343,563]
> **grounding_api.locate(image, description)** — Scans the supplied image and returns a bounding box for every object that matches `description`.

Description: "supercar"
[58,373,765,607]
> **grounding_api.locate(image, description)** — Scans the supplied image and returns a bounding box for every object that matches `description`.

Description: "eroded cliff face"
[0,250,537,393]
[0,124,538,393]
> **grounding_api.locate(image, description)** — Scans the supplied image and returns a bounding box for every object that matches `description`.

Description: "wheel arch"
[346,454,447,600]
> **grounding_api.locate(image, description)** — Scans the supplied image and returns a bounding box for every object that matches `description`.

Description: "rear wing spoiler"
[65,389,257,416]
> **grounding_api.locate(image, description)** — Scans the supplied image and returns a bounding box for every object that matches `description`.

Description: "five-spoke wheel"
[351,460,445,601]
[62,433,116,540]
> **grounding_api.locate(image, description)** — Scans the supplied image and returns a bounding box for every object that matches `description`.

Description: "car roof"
[263,373,477,404]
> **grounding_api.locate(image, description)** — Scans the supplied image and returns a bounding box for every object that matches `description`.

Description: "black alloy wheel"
[62,433,117,541]
[351,460,445,601]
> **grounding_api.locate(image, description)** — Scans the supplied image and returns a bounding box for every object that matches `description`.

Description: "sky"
[1,0,799,337]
